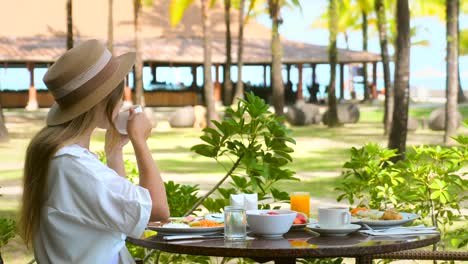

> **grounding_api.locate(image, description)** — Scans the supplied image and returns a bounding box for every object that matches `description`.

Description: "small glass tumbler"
[224,206,247,241]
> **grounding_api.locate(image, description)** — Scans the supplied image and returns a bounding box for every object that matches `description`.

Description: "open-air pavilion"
[0,0,381,109]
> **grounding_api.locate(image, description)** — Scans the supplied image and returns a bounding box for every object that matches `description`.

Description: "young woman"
[19,40,169,263]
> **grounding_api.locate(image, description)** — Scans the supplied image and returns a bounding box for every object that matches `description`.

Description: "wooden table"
[127,230,440,264]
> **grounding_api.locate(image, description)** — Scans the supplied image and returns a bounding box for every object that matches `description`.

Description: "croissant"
[380,210,403,220]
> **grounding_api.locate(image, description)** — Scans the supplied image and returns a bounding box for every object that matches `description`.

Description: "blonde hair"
[19,82,124,246]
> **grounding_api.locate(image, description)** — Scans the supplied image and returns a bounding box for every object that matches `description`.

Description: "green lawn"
[0,104,467,263]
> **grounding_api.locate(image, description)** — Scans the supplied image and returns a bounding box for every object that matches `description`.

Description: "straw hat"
[44,39,135,125]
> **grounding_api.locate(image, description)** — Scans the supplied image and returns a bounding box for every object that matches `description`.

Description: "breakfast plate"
[147,216,224,235]
[351,212,419,228]
[147,225,224,236]
[306,223,361,237]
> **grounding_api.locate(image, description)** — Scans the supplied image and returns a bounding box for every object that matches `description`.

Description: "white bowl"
[246,209,297,238]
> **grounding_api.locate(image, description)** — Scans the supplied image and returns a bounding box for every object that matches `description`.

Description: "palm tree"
[223,0,234,105]
[268,0,285,116]
[388,0,410,161]
[66,0,73,49]
[445,0,459,144]
[311,0,359,50]
[169,0,218,126]
[108,0,114,53]
[457,12,466,102]
[375,0,393,135]
[201,0,218,126]
[133,0,144,106]
[233,0,246,104]
[326,0,340,127]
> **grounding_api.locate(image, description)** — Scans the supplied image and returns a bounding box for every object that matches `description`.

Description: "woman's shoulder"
[51,144,116,181]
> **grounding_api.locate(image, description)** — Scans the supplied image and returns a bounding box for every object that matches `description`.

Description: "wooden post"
[124,74,132,104]
[150,63,157,84]
[297,63,303,100]
[311,64,317,85]
[214,64,221,102]
[340,63,345,100]
[191,65,198,90]
[26,62,38,110]
[286,64,291,86]
[263,64,267,89]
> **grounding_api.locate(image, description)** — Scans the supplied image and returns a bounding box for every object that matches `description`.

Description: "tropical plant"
[375,0,393,136]
[336,130,468,250]
[388,0,410,161]
[325,0,340,128]
[66,0,73,49]
[186,92,297,215]
[0,187,16,263]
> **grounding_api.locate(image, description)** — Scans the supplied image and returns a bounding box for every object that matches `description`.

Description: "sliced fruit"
[266,211,280,215]
[293,212,308,224]
[350,207,369,216]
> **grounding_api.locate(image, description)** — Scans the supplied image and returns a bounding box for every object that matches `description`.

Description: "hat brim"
[47,52,136,126]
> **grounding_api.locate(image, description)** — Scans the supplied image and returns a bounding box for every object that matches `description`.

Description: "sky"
[0,0,466,99]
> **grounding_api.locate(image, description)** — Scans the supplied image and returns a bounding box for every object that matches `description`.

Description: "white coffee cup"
[115,105,143,135]
[318,207,351,228]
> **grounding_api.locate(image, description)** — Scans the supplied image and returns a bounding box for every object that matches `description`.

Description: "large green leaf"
[169,0,195,26]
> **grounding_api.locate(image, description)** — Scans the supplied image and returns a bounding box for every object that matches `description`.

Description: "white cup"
[318,207,351,228]
[115,105,143,135]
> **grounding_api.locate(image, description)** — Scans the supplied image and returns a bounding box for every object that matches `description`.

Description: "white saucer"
[307,224,361,237]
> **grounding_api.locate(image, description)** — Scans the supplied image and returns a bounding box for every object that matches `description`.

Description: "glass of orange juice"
[290,192,310,218]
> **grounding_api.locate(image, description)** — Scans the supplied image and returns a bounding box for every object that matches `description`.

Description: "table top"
[127,230,440,259]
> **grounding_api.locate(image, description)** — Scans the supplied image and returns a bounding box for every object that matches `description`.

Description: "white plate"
[290,219,317,230]
[147,225,224,236]
[307,224,361,237]
[205,213,224,223]
[351,212,419,228]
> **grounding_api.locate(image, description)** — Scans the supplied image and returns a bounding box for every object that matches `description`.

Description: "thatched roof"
[0,0,381,65]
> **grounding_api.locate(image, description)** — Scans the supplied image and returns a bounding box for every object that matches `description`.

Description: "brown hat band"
[56,57,120,108]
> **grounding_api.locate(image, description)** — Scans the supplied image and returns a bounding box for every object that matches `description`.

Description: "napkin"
[230,193,258,210]
[359,226,439,236]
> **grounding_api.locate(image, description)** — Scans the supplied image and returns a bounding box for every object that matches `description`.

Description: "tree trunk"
[445,0,459,144]
[133,0,145,106]
[66,0,73,49]
[362,11,370,101]
[107,0,114,53]
[201,0,218,127]
[376,0,393,135]
[327,0,340,127]
[0,103,9,142]
[223,0,233,106]
[269,0,285,116]
[388,0,410,161]
[233,0,246,105]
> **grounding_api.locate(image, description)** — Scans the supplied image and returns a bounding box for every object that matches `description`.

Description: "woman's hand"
[127,107,152,145]
[104,126,129,156]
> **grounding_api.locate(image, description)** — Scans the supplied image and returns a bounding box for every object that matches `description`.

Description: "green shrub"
[336,131,468,250]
